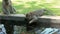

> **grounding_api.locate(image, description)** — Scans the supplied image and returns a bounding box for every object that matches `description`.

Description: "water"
[35,28,60,34]
[0,24,60,34]
[13,25,60,34]
[14,25,26,34]
[0,24,6,34]
[13,25,36,34]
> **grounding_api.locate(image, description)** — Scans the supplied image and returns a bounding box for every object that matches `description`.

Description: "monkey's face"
[3,0,9,5]
[26,12,34,20]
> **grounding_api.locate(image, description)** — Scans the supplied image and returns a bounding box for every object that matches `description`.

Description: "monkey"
[26,8,55,31]
[3,0,9,5]
[26,8,55,24]
[2,0,16,14]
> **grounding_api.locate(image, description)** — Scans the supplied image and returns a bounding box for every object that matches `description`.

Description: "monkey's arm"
[29,16,38,24]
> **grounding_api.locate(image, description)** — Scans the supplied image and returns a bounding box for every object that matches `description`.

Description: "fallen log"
[0,14,60,28]
[0,14,25,21]
[39,16,60,28]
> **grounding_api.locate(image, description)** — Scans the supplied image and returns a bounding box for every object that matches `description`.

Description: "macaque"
[26,9,46,24]
[26,8,55,24]
[2,0,16,14]
[26,8,54,31]
[26,9,46,31]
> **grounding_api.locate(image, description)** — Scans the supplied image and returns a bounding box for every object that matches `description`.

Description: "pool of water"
[13,25,60,34]
[0,24,60,34]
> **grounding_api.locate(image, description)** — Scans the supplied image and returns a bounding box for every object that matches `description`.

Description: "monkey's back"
[26,9,45,20]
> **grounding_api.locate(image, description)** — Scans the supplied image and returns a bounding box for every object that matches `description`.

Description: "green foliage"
[0,1,2,13]
[0,0,60,15]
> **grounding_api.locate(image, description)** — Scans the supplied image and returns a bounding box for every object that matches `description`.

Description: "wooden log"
[0,14,25,21]
[0,14,60,28]
[38,16,60,28]
[0,14,60,27]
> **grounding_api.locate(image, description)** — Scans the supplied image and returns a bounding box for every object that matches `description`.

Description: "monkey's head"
[3,0,9,5]
[3,0,8,2]
[26,12,34,20]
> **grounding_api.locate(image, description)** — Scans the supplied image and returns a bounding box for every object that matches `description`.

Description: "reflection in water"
[0,25,60,34]
[14,25,26,34]
[13,25,60,34]
[0,24,6,34]
[35,28,60,34]
[0,24,59,34]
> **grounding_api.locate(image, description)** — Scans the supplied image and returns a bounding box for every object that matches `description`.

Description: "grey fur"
[2,0,16,15]
[26,9,55,24]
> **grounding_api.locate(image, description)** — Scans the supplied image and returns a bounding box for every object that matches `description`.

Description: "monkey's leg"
[29,16,38,24]
[2,6,10,14]
[9,5,16,14]
[29,19,37,24]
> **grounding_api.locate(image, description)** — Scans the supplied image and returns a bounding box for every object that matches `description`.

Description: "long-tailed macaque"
[26,8,55,24]
[2,0,16,14]
[26,8,55,31]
